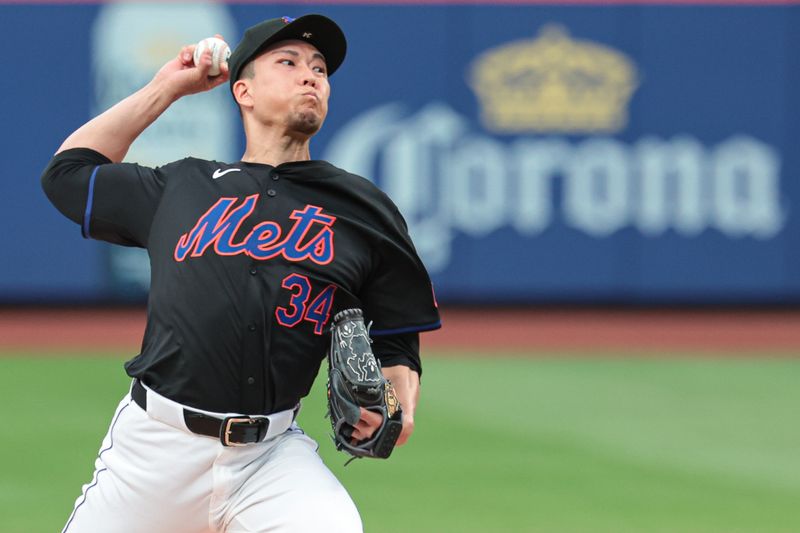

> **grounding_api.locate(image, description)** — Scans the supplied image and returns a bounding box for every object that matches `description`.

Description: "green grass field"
[1,352,798,533]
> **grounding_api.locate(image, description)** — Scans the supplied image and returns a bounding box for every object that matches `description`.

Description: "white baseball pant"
[61,389,362,533]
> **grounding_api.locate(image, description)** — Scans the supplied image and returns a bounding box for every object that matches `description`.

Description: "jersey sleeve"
[41,147,168,247]
[371,332,422,376]
[360,205,441,339]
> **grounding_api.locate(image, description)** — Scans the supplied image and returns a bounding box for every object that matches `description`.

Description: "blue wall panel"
[1,3,797,304]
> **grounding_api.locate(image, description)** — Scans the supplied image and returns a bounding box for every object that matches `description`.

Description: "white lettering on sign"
[325,102,785,272]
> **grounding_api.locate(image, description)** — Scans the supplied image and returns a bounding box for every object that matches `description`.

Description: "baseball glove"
[326,308,403,461]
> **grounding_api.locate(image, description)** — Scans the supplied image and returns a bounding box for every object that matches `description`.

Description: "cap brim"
[249,14,346,77]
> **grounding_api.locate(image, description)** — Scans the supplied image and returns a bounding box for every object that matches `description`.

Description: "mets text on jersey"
[174,194,336,265]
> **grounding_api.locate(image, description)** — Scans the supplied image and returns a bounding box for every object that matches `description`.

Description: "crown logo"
[469,25,638,134]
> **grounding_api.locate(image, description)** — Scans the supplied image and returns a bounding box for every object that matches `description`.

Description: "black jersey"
[42,148,440,414]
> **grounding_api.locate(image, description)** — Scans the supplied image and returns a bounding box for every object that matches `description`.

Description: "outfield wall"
[2,1,799,305]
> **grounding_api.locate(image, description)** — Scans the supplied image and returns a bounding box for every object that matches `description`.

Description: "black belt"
[131,379,295,446]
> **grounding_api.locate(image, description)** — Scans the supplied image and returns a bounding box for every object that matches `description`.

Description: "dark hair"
[239,61,256,81]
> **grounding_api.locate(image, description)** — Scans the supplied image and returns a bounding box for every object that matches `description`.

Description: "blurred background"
[1,1,799,532]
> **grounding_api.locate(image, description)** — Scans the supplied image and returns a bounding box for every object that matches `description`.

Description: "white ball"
[193,37,231,77]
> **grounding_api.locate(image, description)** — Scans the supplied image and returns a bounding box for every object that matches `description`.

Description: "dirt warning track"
[2,307,800,354]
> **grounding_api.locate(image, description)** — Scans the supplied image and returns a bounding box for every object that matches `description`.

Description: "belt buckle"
[221,416,266,447]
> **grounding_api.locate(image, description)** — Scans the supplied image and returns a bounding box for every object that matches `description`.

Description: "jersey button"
[267,189,277,197]
[271,174,280,181]
[247,323,256,332]
[247,376,256,385]
[249,267,257,276]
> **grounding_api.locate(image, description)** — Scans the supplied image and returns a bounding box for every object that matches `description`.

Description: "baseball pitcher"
[42,14,440,533]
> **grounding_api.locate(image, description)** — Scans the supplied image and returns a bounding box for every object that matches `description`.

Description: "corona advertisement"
[1,2,797,304]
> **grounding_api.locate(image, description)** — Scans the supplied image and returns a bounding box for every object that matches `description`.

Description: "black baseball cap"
[228,14,347,93]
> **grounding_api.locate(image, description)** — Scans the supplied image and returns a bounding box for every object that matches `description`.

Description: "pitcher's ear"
[233,78,253,109]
